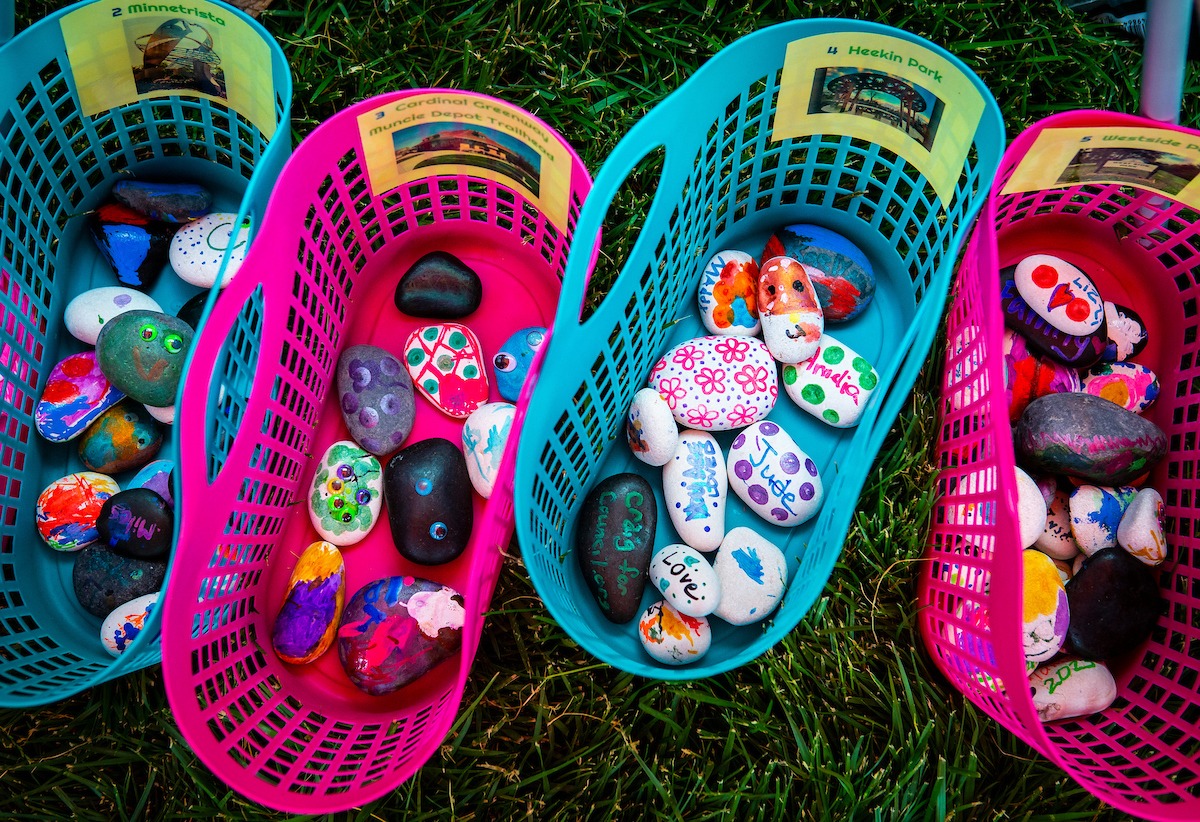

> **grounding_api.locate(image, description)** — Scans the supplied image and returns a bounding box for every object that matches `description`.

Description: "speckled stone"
[72,545,166,618]
[383,438,473,565]
[78,403,163,475]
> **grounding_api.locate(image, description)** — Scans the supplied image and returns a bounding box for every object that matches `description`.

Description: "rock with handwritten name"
[648,335,777,431]
[1000,266,1105,368]
[662,430,727,552]
[711,527,788,626]
[727,421,822,527]
[763,224,875,322]
[758,256,824,363]
[169,212,251,288]
[1030,657,1118,722]
[1069,484,1136,556]
[650,544,720,618]
[1081,361,1159,414]
[575,473,657,624]
[1014,254,1106,337]
[697,249,760,336]
[1100,301,1149,363]
[1117,487,1167,566]
[637,599,711,665]
[780,332,877,427]
[96,488,173,560]
[626,387,679,467]
[1065,546,1164,660]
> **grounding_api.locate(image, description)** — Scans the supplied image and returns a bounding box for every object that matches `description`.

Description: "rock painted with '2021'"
[697,249,760,336]
[575,472,657,624]
[1030,657,1118,722]
[712,527,788,626]
[96,309,193,407]
[169,212,252,288]
[1000,266,1106,368]
[1081,360,1159,414]
[36,471,121,552]
[493,326,546,402]
[404,323,489,418]
[308,441,383,547]
[762,224,875,322]
[1014,254,1106,337]
[727,420,822,527]
[336,344,415,456]
[637,599,711,666]
[648,335,778,432]
[100,592,158,657]
[35,351,125,443]
[384,438,473,565]
[462,401,515,499]
[662,430,727,553]
[757,255,824,364]
[64,287,163,346]
[780,332,877,427]
[626,387,679,467]
[272,541,346,665]
[649,544,720,618]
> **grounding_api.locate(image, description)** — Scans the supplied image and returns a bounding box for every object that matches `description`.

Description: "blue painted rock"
[175,291,208,331]
[712,527,788,626]
[1016,392,1167,485]
[1069,485,1136,556]
[1003,328,1081,422]
[168,212,251,288]
[758,256,824,363]
[271,541,346,665]
[64,287,162,345]
[337,344,415,456]
[637,599,711,665]
[100,592,158,656]
[1065,546,1164,660]
[648,335,778,431]
[492,326,546,402]
[1014,254,1105,336]
[113,179,211,223]
[1081,361,1159,414]
[627,387,679,467]
[129,459,174,510]
[36,471,121,552]
[394,251,483,319]
[35,351,125,442]
[337,576,464,695]
[1023,549,1070,668]
[1101,301,1149,362]
[72,545,166,617]
[97,488,173,560]
[89,202,174,290]
[1000,266,1106,367]
[781,332,878,427]
[763,224,875,322]
[1036,489,1080,560]
[576,472,657,624]
[727,421,822,526]
[462,402,516,499]
[79,403,163,474]
[307,441,383,547]
[404,323,489,418]
[650,544,720,618]
[662,430,726,552]
[1030,657,1118,722]
[96,310,193,407]
[697,250,760,335]
[1117,487,1167,566]
[384,438,473,565]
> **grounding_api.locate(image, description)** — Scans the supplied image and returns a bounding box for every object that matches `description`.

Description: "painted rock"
[1081,361,1159,414]
[462,401,516,499]
[1003,328,1081,422]
[78,403,163,474]
[96,309,193,407]
[757,256,824,363]
[763,224,875,322]
[626,387,679,467]
[1034,474,1057,506]
[128,459,174,510]
[271,541,346,665]
[1117,487,1167,566]
[404,323,489,418]
[781,333,878,427]
[168,212,251,288]
[144,404,175,425]
[1023,549,1070,668]
[650,544,720,618]
[637,599,711,666]
[575,473,656,624]
[662,431,727,552]
[1036,489,1080,561]
[711,527,788,626]
[336,344,415,456]
[72,545,166,618]
[697,249,760,335]
[64,287,163,346]
[727,421,822,527]
[394,251,482,319]
[88,202,173,290]
[1069,485,1136,556]
[493,326,545,402]
[1052,558,1075,585]
[100,592,158,657]
[1000,267,1105,368]
[307,441,383,547]
[1016,392,1167,485]
[1014,254,1106,336]
[35,351,125,442]
[1015,467,1047,549]
[337,576,464,695]
[1065,546,1164,660]
[1030,657,1118,722]
[36,471,121,552]
[113,179,211,223]
[1101,301,1149,363]
[648,335,778,431]
[384,438,473,565]
[96,488,173,560]
[175,291,208,331]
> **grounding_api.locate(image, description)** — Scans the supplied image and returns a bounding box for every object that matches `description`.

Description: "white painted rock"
[780,332,878,428]
[307,440,383,546]
[1101,301,1149,362]
[1117,487,1167,566]
[144,403,175,425]
[1070,485,1136,556]
[649,544,720,617]
[637,599,711,665]
[169,212,251,288]
[697,249,760,336]
[662,430,726,552]
[1023,549,1070,668]
[461,401,515,499]
[626,387,679,467]
[1035,489,1080,561]
[648,335,777,431]
[757,256,824,364]
[1030,657,1118,722]
[1015,466,1047,549]
[1014,253,1105,336]
[64,287,162,345]
[712,527,788,626]
[100,591,158,656]
[727,421,822,526]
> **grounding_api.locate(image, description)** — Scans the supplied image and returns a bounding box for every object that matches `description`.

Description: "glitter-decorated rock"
[35,351,125,443]
[762,224,875,322]
[384,437,473,565]
[404,323,489,418]
[307,441,383,547]
[336,344,415,456]
[757,255,824,363]
[96,309,193,407]
[272,541,346,665]
[648,335,777,432]
[696,249,760,335]
[72,545,166,618]
[780,332,877,427]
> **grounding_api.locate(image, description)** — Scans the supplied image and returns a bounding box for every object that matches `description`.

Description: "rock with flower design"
[336,344,415,456]
[757,256,824,363]
[404,323,489,418]
[626,387,679,467]
[1081,361,1159,414]
[780,332,877,427]
[637,599,711,665]
[697,249,760,336]
[648,335,777,432]
[307,440,383,547]
[727,421,822,526]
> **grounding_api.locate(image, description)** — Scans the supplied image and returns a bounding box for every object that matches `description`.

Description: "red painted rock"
[1003,329,1080,422]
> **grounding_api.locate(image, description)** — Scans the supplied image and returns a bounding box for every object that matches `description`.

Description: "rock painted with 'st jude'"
[575,473,656,624]
[662,430,726,552]
[780,332,877,427]
[272,541,346,665]
[727,420,822,526]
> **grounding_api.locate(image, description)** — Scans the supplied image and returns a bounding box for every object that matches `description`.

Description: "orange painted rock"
[757,256,823,363]
[272,541,346,665]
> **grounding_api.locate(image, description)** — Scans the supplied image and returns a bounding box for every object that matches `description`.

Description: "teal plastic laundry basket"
[514,18,1005,679]
[0,0,291,707]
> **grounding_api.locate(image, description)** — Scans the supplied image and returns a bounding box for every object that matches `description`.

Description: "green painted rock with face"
[96,309,194,407]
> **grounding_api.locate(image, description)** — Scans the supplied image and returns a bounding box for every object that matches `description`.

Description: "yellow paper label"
[773,33,986,204]
[60,2,275,139]
[356,92,572,229]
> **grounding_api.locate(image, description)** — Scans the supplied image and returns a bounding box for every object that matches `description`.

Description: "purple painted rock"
[1117,487,1167,566]
[493,326,545,402]
[96,309,193,407]
[1016,392,1167,485]
[384,438,473,565]
[394,251,482,319]
[697,249,761,336]
[1069,484,1136,556]
[72,545,166,617]
[35,351,125,442]
[575,472,657,624]
[169,213,251,288]
[1081,361,1160,414]
[1024,549,1070,668]
[1101,301,1149,363]
[1000,266,1106,368]
[113,179,212,223]
[1003,328,1081,422]
[128,460,174,510]
[662,430,727,552]
[337,576,464,695]
[763,224,875,322]
[36,471,121,552]
[1065,546,1164,660]
[272,541,346,665]
[404,323,489,418]
[64,286,162,346]
[96,488,173,560]
[78,403,163,474]
[100,592,158,656]
[727,420,822,526]
[89,202,174,290]
[648,335,778,431]
[1013,254,1105,336]
[337,344,415,456]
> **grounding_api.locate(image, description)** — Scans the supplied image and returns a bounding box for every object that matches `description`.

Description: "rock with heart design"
[336,344,415,456]
[308,441,384,547]
[461,401,516,499]
[780,332,878,427]
[492,326,546,402]
[394,251,483,319]
[711,527,788,626]
[757,256,824,363]
[272,540,346,665]
[1000,267,1106,368]
[1081,361,1159,414]
[575,472,657,624]
[36,471,121,552]
[1014,254,1106,336]
[89,202,174,290]
[1117,487,1167,566]
[384,438,473,565]
[637,599,711,665]
[96,488,173,560]
[1030,657,1118,722]
[1066,546,1164,660]
[404,323,489,418]
[113,179,211,223]
[64,287,163,346]
[169,212,252,288]
[697,249,760,336]
[1100,301,1149,363]
[648,335,777,432]
[96,309,193,407]
[35,351,126,443]
[727,420,822,527]
[1003,328,1081,422]
[662,430,726,552]
[100,591,158,656]
[78,403,163,474]
[762,224,875,322]
[72,545,166,617]
[650,544,720,617]
[1023,548,1070,668]
[626,387,679,467]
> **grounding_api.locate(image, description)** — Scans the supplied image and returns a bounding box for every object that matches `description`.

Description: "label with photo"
[356,92,573,229]
[60,2,276,138]
[773,32,986,204]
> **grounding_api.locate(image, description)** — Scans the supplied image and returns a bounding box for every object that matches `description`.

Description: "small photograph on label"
[126,16,227,99]
[393,122,541,196]
[807,66,944,151]
[1055,145,1199,195]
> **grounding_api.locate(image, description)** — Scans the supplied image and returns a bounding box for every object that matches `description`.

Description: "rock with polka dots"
[404,323,489,419]
[648,335,777,432]
[726,421,823,527]
[1014,254,1106,337]
[383,437,473,565]
[662,430,727,552]
[168,212,251,288]
[308,440,384,547]
[780,332,877,427]
[336,344,415,456]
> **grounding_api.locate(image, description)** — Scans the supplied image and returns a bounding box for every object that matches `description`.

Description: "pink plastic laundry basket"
[160,89,590,813]
[919,109,1200,819]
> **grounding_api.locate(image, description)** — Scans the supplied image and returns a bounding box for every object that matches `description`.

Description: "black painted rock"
[97,488,173,560]
[72,545,166,618]
[113,179,212,223]
[176,291,208,332]
[384,437,473,564]
[1016,392,1167,485]
[1065,546,1164,660]
[1000,266,1106,368]
[394,252,482,319]
[89,202,175,290]
[575,472,657,624]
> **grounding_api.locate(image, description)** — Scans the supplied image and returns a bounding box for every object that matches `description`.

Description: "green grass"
[1,0,1188,818]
